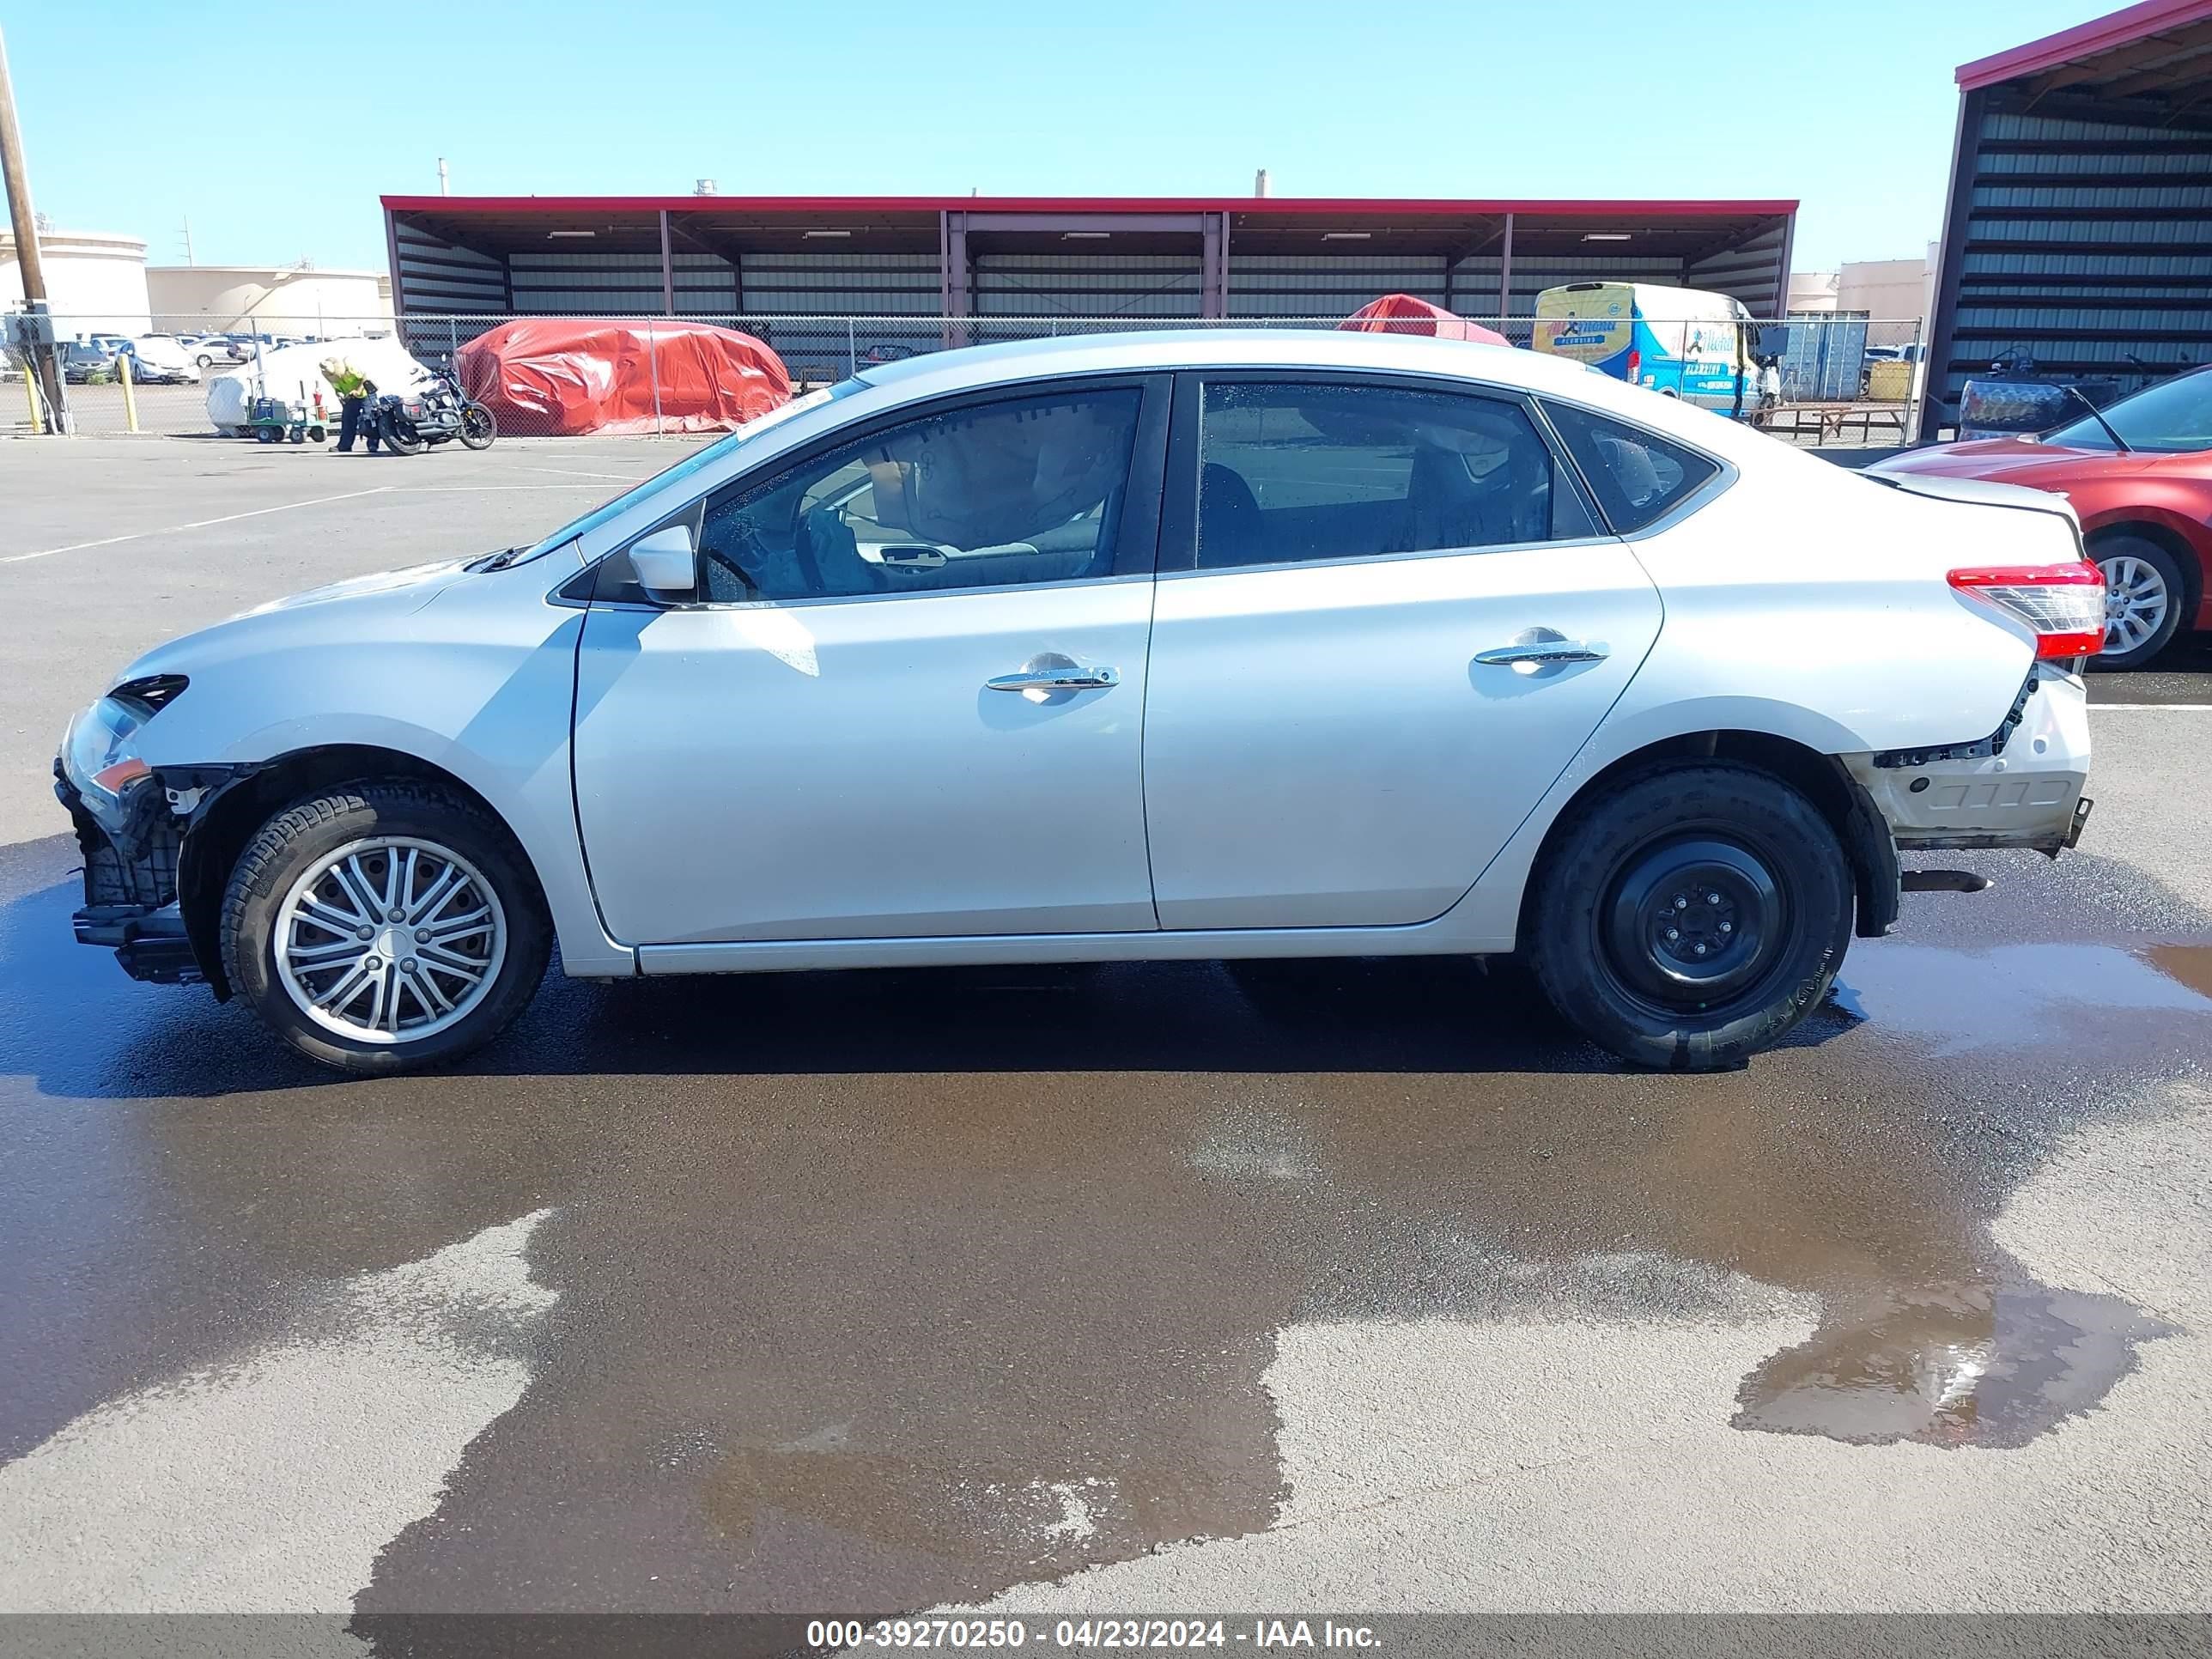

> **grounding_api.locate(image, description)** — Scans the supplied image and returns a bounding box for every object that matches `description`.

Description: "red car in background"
[1871,366,2212,669]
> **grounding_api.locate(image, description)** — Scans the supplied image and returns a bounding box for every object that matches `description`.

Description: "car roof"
[852,327,1605,398]
[846,326,1784,465]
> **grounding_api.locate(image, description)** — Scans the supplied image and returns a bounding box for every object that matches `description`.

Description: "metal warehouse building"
[380,193,1794,376]
[1926,0,2212,436]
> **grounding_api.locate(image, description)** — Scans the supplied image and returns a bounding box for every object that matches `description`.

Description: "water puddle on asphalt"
[1824,938,2212,1055]
[2147,943,2212,1000]
[1731,1281,2174,1448]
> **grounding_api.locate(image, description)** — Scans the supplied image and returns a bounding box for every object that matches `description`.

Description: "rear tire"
[219,782,551,1074]
[380,414,425,456]
[2089,534,2188,670]
[1525,763,1852,1070]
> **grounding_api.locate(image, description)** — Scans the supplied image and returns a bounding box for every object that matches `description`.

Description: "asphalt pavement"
[1,436,2209,1629]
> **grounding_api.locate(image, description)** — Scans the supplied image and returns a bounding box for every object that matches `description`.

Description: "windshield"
[518,380,863,560]
[2045,367,2212,453]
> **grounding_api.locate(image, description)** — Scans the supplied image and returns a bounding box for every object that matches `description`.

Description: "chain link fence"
[7,311,1926,445]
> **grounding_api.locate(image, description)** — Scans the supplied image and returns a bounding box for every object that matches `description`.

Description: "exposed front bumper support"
[73,901,203,984]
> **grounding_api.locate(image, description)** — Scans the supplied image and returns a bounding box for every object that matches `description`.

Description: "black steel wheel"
[1525,763,1854,1070]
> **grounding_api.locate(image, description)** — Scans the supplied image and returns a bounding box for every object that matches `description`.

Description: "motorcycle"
[370,372,497,455]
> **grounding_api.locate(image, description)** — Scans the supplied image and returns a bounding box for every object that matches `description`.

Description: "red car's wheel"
[2090,534,2188,670]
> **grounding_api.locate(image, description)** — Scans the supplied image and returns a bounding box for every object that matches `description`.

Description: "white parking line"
[0,482,622,564]
[516,465,648,482]
[2091,702,2212,711]
[0,487,394,565]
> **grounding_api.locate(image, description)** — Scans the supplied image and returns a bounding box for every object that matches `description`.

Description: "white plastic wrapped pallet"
[204,337,433,434]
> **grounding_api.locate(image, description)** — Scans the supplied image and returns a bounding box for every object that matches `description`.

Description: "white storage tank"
[145,264,394,337]
[1,228,151,336]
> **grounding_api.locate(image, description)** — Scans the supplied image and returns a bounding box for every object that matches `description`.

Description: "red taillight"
[1948,562,2106,659]
[1626,348,1641,383]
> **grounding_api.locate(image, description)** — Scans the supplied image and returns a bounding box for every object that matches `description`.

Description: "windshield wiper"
[469,546,527,572]
[2057,385,2131,453]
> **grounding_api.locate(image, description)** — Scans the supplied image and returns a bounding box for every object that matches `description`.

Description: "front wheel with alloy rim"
[2090,534,2187,670]
[220,782,551,1073]
[1525,763,1854,1070]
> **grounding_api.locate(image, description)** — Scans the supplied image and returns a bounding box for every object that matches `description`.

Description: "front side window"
[1195,381,1594,570]
[1540,401,1721,533]
[696,387,1144,602]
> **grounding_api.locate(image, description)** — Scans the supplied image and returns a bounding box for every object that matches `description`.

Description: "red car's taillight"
[1626,348,1642,383]
[1947,562,2106,659]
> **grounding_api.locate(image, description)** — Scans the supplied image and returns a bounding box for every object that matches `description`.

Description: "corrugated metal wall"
[974,253,1204,317]
[1932,94,2212,423]
[392,220,507,314]
[738,252,940,315]
[507,251,665,314]
[1229,255,1449,315]
[1492,252,1686,319]
[1687,221,1790,313]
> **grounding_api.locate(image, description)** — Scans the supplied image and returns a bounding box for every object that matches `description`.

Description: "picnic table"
[1753,401,1909,444]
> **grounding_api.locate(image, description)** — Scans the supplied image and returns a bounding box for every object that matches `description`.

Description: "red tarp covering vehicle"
[1339,294,1512,347]
[455,318,792,437]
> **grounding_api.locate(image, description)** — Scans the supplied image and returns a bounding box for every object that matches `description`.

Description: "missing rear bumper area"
[1851,668,2090,859]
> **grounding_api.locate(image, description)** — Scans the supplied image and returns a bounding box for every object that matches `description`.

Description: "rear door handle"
[986,665,1120,693]
[1474,640,1609,666]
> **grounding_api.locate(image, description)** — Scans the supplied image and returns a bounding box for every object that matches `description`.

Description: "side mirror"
[629,524,696,594]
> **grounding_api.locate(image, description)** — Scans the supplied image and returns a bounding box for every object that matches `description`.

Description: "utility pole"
[179,216,193,265]
[0,24,65,431]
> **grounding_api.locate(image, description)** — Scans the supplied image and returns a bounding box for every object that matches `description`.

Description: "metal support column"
[659,210,676,316]
[1201,212,1226,319]
[1497,212,1515,320]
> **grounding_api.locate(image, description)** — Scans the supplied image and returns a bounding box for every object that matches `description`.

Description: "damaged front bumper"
[1849,665,2092,858]
[55,758,227,989]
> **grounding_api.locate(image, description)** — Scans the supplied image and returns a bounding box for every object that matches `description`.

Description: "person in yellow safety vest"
[321,356,382,454]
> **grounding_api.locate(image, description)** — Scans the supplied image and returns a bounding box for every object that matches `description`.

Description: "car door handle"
[1474,640,1609,666]
[986,665,1120,693]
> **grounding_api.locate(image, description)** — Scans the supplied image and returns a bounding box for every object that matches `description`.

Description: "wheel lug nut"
[1673,896,1687,910]
[1705,892,1721,905]
[1664,927,1680,942]
[389,908,404,922]
[365,956,380,969]
[401,958,417,973]
[1692,943,1708,957]
[356,927,374,940]
[1719,921,1733,933]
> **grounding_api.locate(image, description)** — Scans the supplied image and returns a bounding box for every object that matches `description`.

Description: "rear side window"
[1540,402,1720,533]
[1196,381,1595,569]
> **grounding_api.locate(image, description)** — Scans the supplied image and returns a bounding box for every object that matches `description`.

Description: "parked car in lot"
[1872,364,2212,668]
[55,331,2099,1075]
[115,336,203,385]
[60,341,116,382]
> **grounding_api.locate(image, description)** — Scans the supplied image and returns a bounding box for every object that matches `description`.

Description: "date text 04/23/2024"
[807,1618,1382,1650]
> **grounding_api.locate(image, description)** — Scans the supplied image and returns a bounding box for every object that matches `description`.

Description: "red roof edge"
[379,193,1796,218]
[1956,0,2212,90]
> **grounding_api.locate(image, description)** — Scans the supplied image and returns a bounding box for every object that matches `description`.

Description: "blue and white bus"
[1532,282,1759,416]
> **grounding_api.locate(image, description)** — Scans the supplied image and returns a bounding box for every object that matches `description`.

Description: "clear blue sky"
[6,0,2106,276]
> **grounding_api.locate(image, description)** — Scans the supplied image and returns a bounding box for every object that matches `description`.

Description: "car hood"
[1869,438,2148,486]
[240,558,473,615]
[112,559,477,684]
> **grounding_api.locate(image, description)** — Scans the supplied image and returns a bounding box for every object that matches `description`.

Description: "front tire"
[219,782,551,1073]
[1525,763,1853,1071]
[458,402,497,449]
[2090,534,2188,670]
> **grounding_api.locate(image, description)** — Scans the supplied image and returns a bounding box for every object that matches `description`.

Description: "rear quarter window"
[1540,401,1721,533]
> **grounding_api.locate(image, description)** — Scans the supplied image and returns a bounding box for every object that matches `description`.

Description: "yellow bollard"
[118,347,139,434]
[19,356,40,434]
